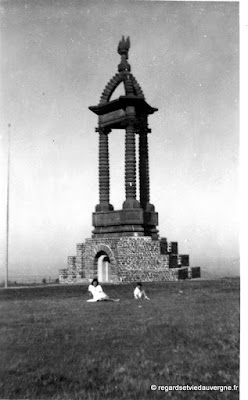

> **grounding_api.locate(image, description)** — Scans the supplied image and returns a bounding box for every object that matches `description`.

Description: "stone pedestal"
[59,236,201,284]
[92,209,158,238]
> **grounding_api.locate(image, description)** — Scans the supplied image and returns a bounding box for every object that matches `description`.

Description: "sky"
[0,0,239,281]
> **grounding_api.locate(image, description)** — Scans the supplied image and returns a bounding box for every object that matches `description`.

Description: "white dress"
[134,287,149,300]
[87,284,108,302]
[134,287,142,299]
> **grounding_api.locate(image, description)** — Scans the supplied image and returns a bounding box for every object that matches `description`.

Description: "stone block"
[167,242,178,254]
[160,237,168,255]
[169,254,178,268]
[178,254,189,266]
[178,267,189,280]
[190,267,201,279]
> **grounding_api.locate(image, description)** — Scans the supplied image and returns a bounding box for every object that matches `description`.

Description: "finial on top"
[117,36,130,57]
[117,36,131,72]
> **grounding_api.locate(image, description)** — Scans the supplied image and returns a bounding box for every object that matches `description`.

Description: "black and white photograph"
[0,0,242,399]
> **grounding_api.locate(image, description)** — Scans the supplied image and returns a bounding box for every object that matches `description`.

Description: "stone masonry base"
[59,237,201,284]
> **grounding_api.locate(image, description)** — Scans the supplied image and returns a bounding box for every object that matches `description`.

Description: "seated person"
[87,278,119,302]
[134,282,150,300]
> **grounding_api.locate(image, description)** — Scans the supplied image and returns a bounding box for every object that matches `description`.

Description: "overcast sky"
[0,0,239,280]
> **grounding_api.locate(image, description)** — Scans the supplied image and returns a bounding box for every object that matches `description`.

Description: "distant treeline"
[0,275,59,287]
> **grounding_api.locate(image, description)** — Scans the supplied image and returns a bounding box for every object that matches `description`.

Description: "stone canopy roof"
[99,36,145,105]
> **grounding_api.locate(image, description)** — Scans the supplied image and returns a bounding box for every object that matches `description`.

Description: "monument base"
[92,208,159,239]
[59,236,201,284]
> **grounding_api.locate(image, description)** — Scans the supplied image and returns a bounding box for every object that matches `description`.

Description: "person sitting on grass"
[87,278,120,302]
[134,282,150,300]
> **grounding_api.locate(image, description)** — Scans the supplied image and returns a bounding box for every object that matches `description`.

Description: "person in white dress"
[134,282,150,300]
[87,278,119,302]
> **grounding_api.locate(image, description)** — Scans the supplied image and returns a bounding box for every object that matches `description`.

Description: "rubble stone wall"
[59,236,198,283]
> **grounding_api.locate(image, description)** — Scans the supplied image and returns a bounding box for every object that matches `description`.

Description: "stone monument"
[59,37,200,283]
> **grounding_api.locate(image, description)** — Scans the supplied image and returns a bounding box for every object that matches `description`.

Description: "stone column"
[139,126,155,212]
[123,120,140,209]
[139,131,150,208]
[95,127,113,212]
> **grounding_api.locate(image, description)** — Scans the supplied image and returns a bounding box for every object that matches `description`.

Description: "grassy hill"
[0,278,239,399]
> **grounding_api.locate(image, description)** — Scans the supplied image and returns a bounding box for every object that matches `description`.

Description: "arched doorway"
[95,251,110,283]
[92,244,116,283]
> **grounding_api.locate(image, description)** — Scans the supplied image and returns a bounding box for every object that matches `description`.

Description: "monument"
[59,37,200,283]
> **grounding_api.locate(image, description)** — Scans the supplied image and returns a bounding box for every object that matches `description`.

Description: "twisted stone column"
[139,131,150,208]
[95,128,113,211]
[139,128,155,212]
[123,121,140,209]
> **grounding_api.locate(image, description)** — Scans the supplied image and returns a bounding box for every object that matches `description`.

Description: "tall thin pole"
[5,123,11,288]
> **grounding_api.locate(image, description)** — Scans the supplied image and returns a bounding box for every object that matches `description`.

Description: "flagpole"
[5,123,11,288]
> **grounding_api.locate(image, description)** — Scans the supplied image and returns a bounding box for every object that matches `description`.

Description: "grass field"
[0,278,239,399]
